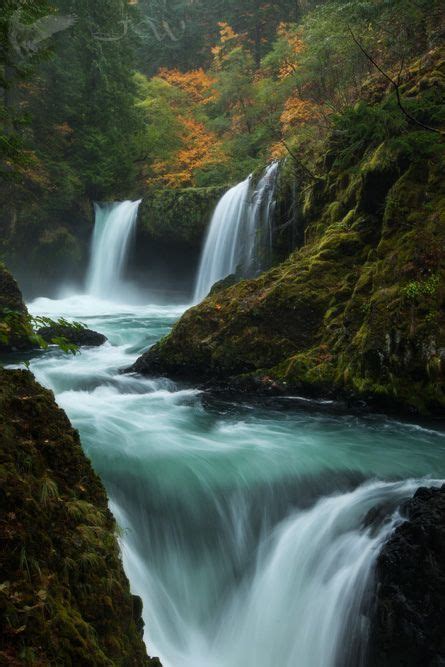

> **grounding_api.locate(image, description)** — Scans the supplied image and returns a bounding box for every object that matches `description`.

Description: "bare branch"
[280,140,322,181]
[348,27,444,137]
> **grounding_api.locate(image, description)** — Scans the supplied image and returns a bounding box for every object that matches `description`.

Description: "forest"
[2,0,443,275]
[1,1,445,666]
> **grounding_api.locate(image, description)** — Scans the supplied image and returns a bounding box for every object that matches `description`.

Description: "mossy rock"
[0,264,34,352]
[138,185,227,248]
[0,369,161,666]
[130,48,445,416]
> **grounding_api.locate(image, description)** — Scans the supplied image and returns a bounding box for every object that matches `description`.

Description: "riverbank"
[0,366,161,666]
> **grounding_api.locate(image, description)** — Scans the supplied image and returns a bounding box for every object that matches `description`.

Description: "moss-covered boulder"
[0,369,161,666]
[131,48,445,416]
[0,264,34,352]
[37,324,107,348]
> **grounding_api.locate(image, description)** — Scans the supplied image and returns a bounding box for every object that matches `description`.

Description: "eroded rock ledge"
[0,368,161,666]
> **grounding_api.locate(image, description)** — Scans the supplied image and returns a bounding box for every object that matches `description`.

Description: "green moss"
[0,369,161,666]
[0,263,34,352]
[131,47,445,417]
[138,185,227,248]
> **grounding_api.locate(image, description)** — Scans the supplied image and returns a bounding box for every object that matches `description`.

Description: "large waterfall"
[194,162,279,302]
[86,200,141,299]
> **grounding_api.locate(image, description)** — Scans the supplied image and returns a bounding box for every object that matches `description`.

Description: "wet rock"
[369,485,445,666]
[37,325,107,347]
[208,273,241,296]
[0,263,33,351]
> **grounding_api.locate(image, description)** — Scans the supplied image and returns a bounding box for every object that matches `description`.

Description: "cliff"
[0,368,161,666]
[131,48,445,416]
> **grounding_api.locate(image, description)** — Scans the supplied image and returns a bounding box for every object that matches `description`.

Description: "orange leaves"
[212,22,245,70]
[158,68,218,105]
[149,116,226,187]
[276,22,305,80]
[277,22,304,54]
[145,65,226,186]
[269,142,287,160]
[280,96,321,133]
[218,22,238,44]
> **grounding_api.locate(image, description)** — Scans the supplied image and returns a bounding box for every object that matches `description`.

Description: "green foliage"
[331,102,407,169]
[402,275,440,302]
[0,308,85,355]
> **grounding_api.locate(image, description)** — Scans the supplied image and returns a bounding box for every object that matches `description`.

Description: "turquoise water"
[25,294,445,667]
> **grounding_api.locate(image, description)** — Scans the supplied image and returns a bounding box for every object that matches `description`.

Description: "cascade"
[86,200,141,299]
[194,162,279,302]
[27,295,445,667]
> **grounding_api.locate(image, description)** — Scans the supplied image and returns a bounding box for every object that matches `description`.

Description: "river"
[24,293,445,667]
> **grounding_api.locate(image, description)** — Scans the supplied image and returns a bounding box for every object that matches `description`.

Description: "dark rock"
[0,263,33,352]
[132,595,146,639]
[208,273,241,296]
[37,325,107,347]
[368,485,445,667]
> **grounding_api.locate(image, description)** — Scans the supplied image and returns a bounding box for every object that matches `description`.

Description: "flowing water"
[22,294,445,667]
[194,162,279,302]
[86,200,142,299]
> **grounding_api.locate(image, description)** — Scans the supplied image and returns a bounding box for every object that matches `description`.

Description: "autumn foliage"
[150,116,226,187]
[138,17,330,186]
[157,68,218,105]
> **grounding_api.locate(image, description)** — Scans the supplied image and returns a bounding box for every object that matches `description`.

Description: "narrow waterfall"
[194,162,279,302]
[244,161,280,275]
[193,178,251,303]
[86,200,141,299]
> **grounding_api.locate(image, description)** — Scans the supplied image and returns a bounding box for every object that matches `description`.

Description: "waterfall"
[27,294,445,667]
[194,162,279,302]
[86,200,141,299]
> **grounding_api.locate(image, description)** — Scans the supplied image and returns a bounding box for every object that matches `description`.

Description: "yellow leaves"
[212,22,245,70]
[218,22,238,44]
[149,116,226,187]
[269,141,287,160]
[158,68,218,105]
[276,22,305,80]
[280,96,320,133]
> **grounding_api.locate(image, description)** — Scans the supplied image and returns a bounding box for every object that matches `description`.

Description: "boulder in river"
[37,324,107,347]
[369,484,445,666]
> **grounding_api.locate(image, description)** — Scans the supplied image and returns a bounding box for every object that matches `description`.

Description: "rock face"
[130,49,445,416]
[0,263,34,352]
[0,368,161,666]
[37,325,107,347]
[369,485,445,667]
